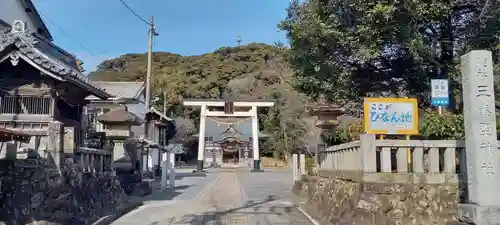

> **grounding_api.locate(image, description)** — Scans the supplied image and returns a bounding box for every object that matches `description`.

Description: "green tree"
[262,91,307,161]
[280,0,500,116]
[89,43,313,157]
[89,43,288,121]
[321,124,350,146]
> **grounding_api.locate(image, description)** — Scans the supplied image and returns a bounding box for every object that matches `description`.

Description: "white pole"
[251,105,261,172]
[292,154,298,181]
[168,152,175,188]
[161,157,167,189]
[142,154,148,172]
[438,106,443,115]
[197,105,207,171]
[300,154,306,176]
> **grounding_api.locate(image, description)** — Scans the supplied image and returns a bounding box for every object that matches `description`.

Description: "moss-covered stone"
[293,175,460,225]
[0,159,125,224]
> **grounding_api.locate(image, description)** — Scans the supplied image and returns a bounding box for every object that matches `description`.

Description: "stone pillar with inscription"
[459,50,500,224]
[48,122,65,170]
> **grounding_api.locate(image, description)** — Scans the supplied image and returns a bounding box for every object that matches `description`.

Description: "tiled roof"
[137,138,168,152]
[220,125,243,140]
[146,107,173,121]
[89,81,145,100]
[0,24,111,99]
[96,108,143,124]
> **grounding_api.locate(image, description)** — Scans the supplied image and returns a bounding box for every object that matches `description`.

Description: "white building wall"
[0,0,44,37]
[127,102,145,138]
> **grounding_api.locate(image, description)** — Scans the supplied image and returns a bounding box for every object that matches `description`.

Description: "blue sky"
[32,0,291,73]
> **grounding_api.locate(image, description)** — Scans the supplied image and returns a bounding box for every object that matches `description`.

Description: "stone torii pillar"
[250,105,261,172]
[197,104,207,171]
[183,100,274,172]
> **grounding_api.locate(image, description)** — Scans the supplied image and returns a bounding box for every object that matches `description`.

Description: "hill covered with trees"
[89,0,500,155]
[89,43,319,159]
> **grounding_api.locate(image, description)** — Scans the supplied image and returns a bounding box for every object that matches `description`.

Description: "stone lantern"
[307,105,345,129]
[96,108,144,162]
[307,104,345,168]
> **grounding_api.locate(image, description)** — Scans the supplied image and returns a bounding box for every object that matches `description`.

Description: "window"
[0,95,52,114]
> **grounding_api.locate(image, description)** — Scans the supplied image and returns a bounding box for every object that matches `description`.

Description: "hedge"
[321,112,500,145]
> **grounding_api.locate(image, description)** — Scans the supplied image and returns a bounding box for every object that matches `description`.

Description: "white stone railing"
[318,134,473,174]
[374,140,463,173]
[319,141,362,171]
[75,147,112,173]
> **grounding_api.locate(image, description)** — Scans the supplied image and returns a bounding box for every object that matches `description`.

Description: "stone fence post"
[161,158,168,189]
[168,152,175,188]
[48,121,64,170]
[360,134,376,173]
[299,154,306,176]
[292,154,299,182]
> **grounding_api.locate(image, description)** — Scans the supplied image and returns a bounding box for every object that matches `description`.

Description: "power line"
[118,0,150,25]
[38,11,95,56]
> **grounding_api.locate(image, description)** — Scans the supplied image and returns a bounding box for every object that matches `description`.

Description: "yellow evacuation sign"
[363,97,419,135]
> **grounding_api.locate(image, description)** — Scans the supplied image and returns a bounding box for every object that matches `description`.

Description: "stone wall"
[293,172,462,225]
[0,157,126,225]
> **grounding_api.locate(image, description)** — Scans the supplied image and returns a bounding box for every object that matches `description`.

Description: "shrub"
[320,124,349,146]
[419,112,465,140]
[321,112,500,145]
[419,112,500,140]
[305,157,316,175]
[348,120,363,141]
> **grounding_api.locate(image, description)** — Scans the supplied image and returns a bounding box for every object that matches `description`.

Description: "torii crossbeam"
[183,99,274,172]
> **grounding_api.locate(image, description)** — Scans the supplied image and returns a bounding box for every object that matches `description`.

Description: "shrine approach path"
[111,168,313,225]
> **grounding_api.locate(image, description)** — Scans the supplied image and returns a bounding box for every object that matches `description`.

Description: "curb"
[92,201,144,225]
[296,206,320,225]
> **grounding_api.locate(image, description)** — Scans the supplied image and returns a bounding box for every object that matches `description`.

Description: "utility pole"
[154,91,168,176]
[144,16,158,138]
[163,91,167,115]
[143,16,158,173]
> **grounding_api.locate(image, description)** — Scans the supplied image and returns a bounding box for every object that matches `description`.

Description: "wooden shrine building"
[184,99,273,172]
[193,117,270,167]
[0,20,112,170]
[143,108,176,173]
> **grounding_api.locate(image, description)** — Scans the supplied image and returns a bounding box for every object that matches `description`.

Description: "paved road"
[111,169,312,225]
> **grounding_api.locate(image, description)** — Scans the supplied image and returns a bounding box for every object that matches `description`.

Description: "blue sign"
[431,79,449,106]
[431,97,449,106]
[370,111,413,124]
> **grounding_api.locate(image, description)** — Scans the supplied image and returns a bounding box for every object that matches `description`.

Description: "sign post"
[364,98,419,170]
[431,79,450,115]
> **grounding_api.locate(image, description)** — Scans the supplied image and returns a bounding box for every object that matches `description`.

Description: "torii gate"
[183,99,274,172]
